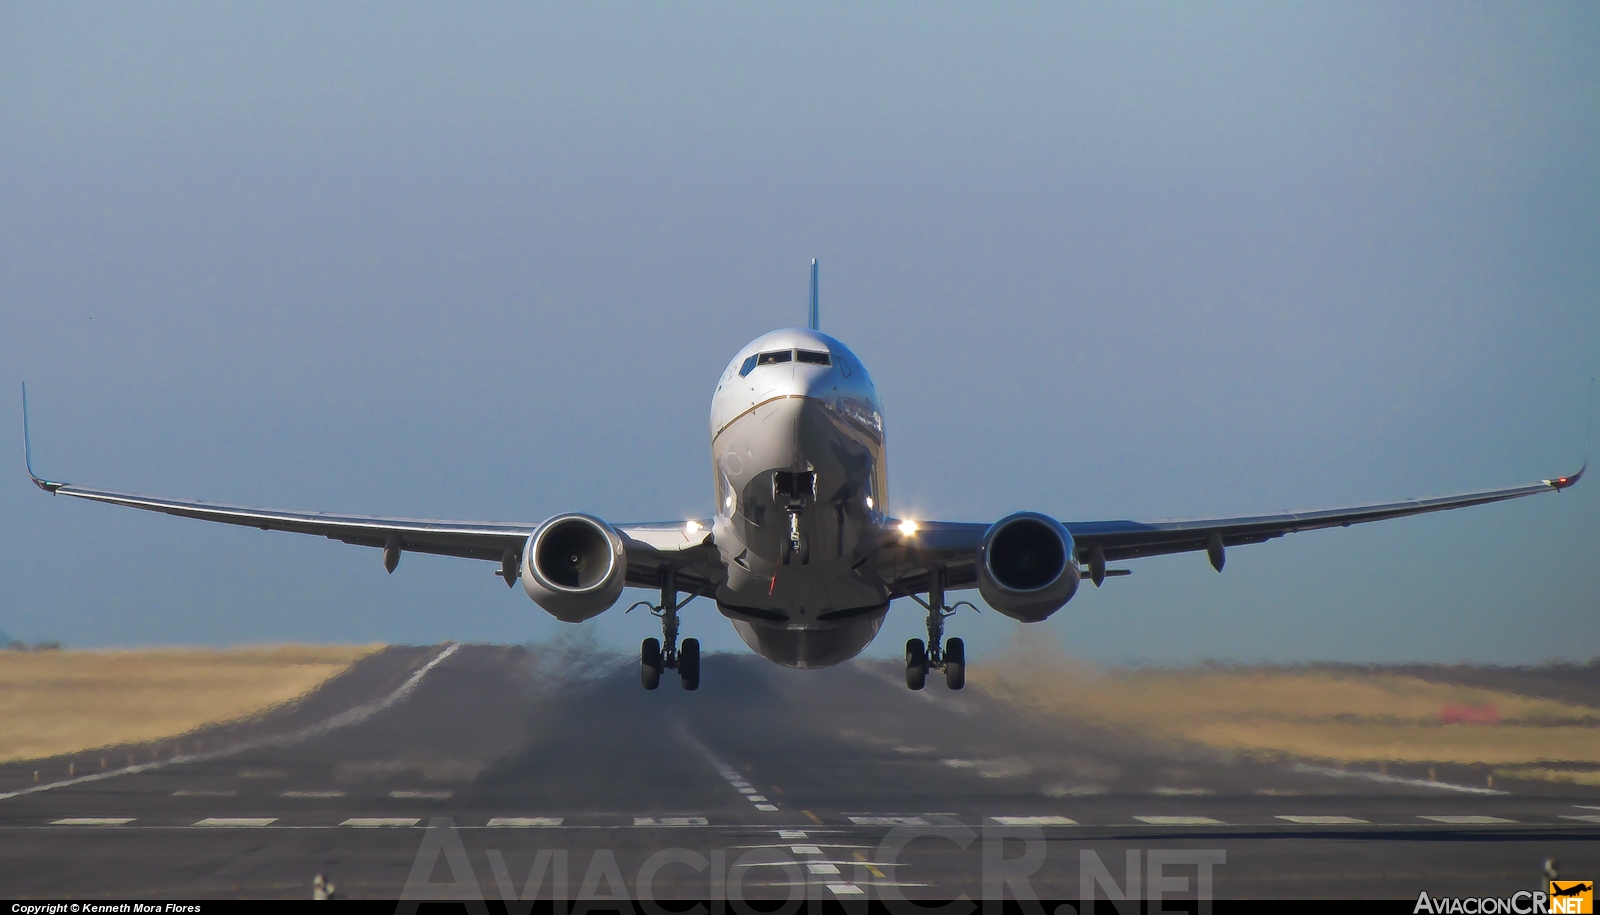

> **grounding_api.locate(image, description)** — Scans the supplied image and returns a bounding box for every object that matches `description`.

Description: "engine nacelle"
[521,513,627,622]
[976,512,1080,622]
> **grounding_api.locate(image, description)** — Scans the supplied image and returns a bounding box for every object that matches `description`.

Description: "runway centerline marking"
[991,816,1078,827]
[827,884,865,896]
[49,817,133,826]
[193,817,277,827]
[792,845,823,855]
[778,829,808,839]
[683,731,784,813]
[1276,815,1369,825]
[390,789,453,799]
[1134,816,1226,826]
[1419,815,1517,825]
[807,863,841,876]
[0,643,461,803]
[1560,816,1600,824]
[171,790,235,797]
[282,790,345,798]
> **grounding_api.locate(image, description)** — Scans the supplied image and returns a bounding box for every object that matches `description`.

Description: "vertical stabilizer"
[808,259,820,331]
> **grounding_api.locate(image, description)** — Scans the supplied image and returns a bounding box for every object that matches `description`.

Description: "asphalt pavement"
[2,642,1596,901]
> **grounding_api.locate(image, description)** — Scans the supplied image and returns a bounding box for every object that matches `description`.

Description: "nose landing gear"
[905,569,976,691]
[629,570,701,691]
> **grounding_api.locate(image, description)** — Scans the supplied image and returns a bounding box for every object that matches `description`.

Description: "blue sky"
[2,3,1596,664]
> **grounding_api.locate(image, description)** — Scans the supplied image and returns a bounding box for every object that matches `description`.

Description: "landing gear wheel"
[641,638,662,691]
[943,637,965,690]
[678,638,700,691]
[905,638,927,690]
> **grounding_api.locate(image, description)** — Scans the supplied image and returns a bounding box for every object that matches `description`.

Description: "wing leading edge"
[22,385,714,590]
[882,467,1583,595]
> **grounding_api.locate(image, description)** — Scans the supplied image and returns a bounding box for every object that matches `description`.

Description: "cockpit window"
[796,350,831,365]
[756,350,793,366]
[738,355,758,377]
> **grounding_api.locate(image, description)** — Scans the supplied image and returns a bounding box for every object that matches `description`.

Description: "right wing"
[24,387,717,592]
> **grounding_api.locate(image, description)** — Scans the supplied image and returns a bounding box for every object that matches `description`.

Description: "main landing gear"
[629,570,700,691]
[904,570,977,691]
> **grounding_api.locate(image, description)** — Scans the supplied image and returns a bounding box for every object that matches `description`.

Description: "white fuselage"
[708,328,893,667]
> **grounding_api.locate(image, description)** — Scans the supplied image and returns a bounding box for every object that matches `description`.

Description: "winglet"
[807,259,820,331]
[1549,378,1596,492]
[1547,463,1585,491]
[21,383,65,493]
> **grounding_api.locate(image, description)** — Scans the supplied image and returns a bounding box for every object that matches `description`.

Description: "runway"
[2,643,1597,900]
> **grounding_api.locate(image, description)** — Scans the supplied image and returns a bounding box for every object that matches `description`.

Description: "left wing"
[879,469,1583,596]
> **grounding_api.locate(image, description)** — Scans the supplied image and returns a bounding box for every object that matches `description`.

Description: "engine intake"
[977,512,1079,622]
[522,513,627,622]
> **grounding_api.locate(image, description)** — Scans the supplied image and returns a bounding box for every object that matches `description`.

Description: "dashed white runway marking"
[827,884,865,896]
[1152,787,1215,796]
[193,817,277,827]
[50,817,133,826]
[991,815,1077,827]
[341,817,421,827]
[807,863,841,875]
[1419,815,1516,825]
[687,733,783,813]
[1276,815,1369,825]
[282,790,345,798]
[778,829,808,839]
[791,845,823,855]
[487,817,563,827]
[848,816,927,826]
[1135,816,1225,826]
[633,816,708,827]
[390,789,452,799]
[171,789,235,797]
[1560,815,1600,824]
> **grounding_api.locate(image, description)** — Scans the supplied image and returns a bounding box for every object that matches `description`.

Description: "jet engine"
[521,513,628,622]
[976,512,1079,622]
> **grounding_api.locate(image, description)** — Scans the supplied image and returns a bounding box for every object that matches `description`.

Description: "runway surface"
[2,643,1598,901]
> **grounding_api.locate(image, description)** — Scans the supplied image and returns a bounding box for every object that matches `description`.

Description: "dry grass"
[0,644,382,763]
[971,640,1600,766]
[1493,767,1600,786]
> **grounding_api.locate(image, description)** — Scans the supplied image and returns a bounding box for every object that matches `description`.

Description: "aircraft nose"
[798,363,839,399]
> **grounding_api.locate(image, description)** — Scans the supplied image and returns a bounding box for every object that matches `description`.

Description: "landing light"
[685,520,702,534]
[898,519,918,536]
[865,496,874,510]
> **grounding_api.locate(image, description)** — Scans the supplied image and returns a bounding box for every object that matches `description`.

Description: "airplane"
[23,261,1585,692]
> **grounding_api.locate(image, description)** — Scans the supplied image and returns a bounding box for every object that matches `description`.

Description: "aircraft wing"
[881,468,1583,595]
[27,473,718,591]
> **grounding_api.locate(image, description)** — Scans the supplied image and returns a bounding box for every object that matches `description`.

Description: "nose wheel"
[905,570,975,691]
[629,570,701,691]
